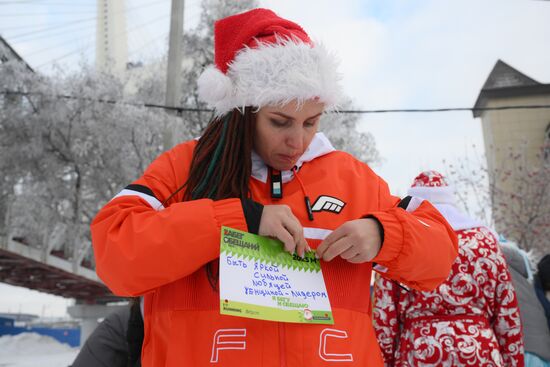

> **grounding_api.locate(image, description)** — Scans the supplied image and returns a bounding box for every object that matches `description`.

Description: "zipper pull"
[304,196,314,221]
[270,167,283,199]
[292,166,314,222]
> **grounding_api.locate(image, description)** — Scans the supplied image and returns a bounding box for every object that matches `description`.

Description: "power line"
[0,0,79,6]
[2,0,192,69]
[3,16,97,40]
[8,23,96,44]
[0,0,47,4]
[24,28,96,57]
[128,31,167,58]
[0,22,83,31]
[35,12,170,69]
[3,90,550,115]
[4,6,160,45]
[1,90,207,112]
[126,10,204,62]
[0,0,64,3]
[0,1,95,5]
[337,107,550,113]
[3,0,167,40]
[0,11,96,16]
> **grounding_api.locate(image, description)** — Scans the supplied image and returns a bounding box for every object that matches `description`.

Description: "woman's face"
[254,100,325,171]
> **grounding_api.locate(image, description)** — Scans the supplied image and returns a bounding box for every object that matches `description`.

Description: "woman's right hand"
[259,205,308,258]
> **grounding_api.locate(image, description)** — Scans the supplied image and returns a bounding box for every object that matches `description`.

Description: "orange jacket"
[91,134,458,366]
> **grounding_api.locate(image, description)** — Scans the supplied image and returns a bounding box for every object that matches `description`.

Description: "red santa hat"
[407,170,487,231]
[406,170,455,204]
[197,8,345,116]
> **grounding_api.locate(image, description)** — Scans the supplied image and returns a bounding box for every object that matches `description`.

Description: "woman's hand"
[316,218,382,263]
[259,205,308,257]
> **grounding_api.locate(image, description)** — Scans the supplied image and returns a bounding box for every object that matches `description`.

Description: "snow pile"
[0,332,73,355]
[0,333,78,367]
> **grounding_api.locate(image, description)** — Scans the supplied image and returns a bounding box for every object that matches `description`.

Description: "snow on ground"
[0,333,79,367]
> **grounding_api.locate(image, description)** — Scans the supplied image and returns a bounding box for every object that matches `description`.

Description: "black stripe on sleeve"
[241,199,264,235]
[397,196,412,210]
[125,184,159,200]
[364,215,385,245]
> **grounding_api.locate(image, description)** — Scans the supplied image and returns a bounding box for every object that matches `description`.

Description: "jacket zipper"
[271,168,300,367]
[279,322,287,367]
[292,166,314,221]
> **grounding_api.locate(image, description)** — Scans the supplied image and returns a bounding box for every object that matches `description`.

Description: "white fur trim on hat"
[197,66,233,106]
[407,186,456,205]
[198,38,345,116]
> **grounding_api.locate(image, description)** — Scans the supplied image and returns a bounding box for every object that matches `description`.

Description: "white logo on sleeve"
[311,195,346,214]
[210,329,247,363]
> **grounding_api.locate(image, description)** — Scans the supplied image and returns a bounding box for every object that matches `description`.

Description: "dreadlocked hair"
[164,107,256,291]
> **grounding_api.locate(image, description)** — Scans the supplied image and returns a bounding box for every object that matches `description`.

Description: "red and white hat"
[407,170,486,231]
[197,8,345,116]
[407,170,455,204]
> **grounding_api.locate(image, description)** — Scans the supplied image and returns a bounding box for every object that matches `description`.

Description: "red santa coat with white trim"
[373,226,524,367]
[91,133,458,367]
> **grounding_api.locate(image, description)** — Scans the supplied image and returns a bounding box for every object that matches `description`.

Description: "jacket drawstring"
[292,166,314,221]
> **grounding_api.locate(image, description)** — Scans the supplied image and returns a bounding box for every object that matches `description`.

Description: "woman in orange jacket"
[91,8,458,367]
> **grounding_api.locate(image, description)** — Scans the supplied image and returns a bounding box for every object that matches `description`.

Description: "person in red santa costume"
[91,9,458,367]
[373,170,524,367]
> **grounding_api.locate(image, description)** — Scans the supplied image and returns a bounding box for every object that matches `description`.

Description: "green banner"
[221,227,321,272]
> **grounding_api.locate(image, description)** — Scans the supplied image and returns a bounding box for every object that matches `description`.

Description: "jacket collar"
[251,132,335,183]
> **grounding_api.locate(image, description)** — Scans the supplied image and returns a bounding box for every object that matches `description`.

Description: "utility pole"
[164,0,184,150]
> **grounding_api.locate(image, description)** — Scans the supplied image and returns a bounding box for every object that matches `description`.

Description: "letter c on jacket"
[319,328,353,362]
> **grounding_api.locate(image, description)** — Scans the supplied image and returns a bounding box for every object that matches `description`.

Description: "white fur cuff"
[407,186,456,205]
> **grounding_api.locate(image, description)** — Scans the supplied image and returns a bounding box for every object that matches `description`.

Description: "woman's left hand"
[316,218,382,263]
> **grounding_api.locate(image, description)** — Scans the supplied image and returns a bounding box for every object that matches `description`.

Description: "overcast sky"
[1,0,550,316]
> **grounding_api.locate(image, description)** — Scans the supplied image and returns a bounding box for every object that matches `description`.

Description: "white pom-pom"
[197,65,233,106]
